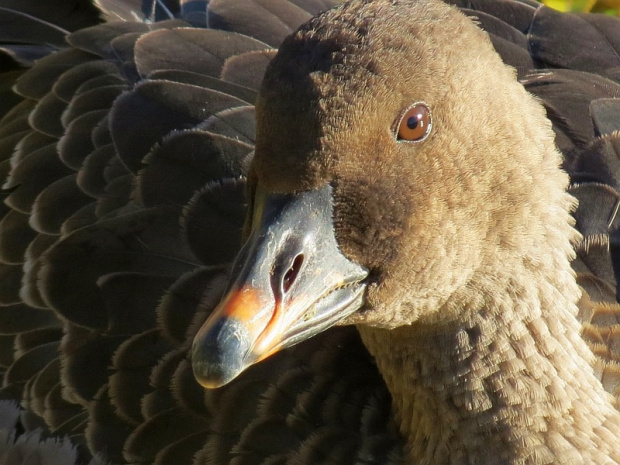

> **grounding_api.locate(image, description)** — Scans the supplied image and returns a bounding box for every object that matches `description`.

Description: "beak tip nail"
[191,317,253,388]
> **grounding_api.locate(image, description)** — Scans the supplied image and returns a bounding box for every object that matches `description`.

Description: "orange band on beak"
[217,286,285,358]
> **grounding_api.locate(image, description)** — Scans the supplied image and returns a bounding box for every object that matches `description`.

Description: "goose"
[192,0,620,462]
[2,0,620,463]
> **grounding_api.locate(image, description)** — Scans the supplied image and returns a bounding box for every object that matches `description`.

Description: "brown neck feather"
[358,258,620,464]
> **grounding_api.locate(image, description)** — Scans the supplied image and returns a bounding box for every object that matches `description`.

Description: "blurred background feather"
[542,0,620,14]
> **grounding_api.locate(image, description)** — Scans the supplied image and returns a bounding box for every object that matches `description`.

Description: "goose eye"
[396,103,432,142]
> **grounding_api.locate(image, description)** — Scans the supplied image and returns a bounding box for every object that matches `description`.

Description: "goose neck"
[357,268,620,463]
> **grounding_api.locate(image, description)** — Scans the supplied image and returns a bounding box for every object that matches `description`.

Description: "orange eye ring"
[395,103,432,142]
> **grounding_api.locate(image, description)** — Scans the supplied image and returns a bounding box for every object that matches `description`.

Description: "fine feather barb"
[446,0,539,32]
[181,178,248,266]
[123,407,211,463]
[0,7,70,45]
[4,143,73,214]
[76,144,116,198]
[0,265,22,306]
[67,21,150,58]
[590,99,620,137]
[28,93,68,139]
[61,85,126,130]
[28,357,62,418]
[52,61,123,103]
[207,0,315,48]
[39,206,198,329]
[221,50,279,90]
[109,328,175,424]
[14,49,97,100]
[0,206,37,265]
[136,130,251,209]
[134,28,271,79]
[10,131,56,168]
[198,106,257,143]
[58,110,109,171]
[528,5,620,72]
[0,113,30,142]
[30,174,93,235]
[149,70,258,103]
[155,266,230,345]
[0,0,101,33]
[110,82,247,174]
[4,341,59,386]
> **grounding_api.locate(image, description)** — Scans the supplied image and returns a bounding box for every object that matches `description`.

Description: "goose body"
[1,0,620,464]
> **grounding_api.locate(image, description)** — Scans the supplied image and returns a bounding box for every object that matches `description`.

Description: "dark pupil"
[407,114,420,130]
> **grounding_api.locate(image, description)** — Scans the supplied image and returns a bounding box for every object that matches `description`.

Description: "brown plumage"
[2,0,620,464]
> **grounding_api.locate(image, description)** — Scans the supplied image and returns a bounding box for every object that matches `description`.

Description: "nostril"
[282,254,304,294]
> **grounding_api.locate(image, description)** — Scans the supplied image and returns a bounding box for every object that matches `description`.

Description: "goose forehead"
[253,0,498,192]
[261,0,487,102]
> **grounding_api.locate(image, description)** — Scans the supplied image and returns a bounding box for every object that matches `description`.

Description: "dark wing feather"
[4,143,73,214]
[207,0,316,48]
[0,9,68,50]
[77,144,117,197]
[0,210,37,264]
[221,50,279,90]
[136,130,252,208]
[528,7,620,75]
[14,49,98,100]
[148,71,258,103]
[110,82,248,173]
[134,28,271,78]
[0,268,22,306]
[0,1,101,33]
[52,61,124,102]
[590,98,620,137]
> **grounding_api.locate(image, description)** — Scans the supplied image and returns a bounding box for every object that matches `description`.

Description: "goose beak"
[191,184,368,388]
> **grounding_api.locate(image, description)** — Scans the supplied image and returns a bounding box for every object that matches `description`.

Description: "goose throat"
[357,264,620,464]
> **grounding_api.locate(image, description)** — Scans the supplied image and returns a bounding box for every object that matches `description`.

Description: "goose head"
[191,0,576,388]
